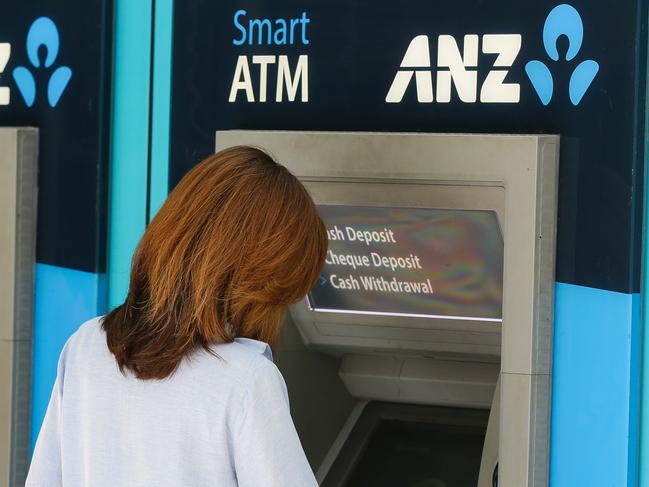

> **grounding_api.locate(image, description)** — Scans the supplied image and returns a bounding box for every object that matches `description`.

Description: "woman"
[26,146,327,486]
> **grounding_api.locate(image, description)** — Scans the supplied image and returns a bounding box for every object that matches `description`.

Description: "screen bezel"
[289,178,505,338]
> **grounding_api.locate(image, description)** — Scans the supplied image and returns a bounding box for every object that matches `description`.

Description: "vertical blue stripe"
[639,59,649,486]
[149,0,174,218]
[631,293,641,485]
[627,294,642,487]
[108,0,153,309]
[550,283,638,486]
[31,264,103,451]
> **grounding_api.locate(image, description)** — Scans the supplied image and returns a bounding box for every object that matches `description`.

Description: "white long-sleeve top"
[26,316,317,487]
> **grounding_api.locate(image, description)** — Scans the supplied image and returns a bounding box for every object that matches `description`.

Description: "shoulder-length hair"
[102,146,327,380]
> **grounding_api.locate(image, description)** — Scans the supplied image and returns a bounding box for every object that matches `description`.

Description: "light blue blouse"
[26,317,317,486]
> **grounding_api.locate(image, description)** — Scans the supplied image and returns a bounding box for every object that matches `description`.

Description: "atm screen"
[307,205,503,321]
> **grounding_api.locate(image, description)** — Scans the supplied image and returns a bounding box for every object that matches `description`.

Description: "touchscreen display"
[307,205,503,321]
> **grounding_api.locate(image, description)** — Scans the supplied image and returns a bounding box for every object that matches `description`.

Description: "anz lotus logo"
[0,17,72,108]
[526,5,598,105]
[386,4,598,106]
[14,17,72,107]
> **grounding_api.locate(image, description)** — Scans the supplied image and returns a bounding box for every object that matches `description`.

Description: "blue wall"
[551,283,640,486]
[31,263,105,449]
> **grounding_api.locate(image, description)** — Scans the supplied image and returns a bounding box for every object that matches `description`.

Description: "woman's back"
[27,146,325,485]
[26,317,316,487]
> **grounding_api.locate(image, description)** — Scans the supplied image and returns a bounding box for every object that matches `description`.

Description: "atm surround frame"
[215,130,559,487]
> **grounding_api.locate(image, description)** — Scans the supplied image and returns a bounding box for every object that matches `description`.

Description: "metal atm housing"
[216,131,558,486]
[0,127,38,487]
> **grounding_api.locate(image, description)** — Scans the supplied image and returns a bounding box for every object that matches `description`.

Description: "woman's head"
[103,146,327,379]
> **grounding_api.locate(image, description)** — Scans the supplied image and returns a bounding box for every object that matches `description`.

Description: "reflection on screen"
[307,205,503,321]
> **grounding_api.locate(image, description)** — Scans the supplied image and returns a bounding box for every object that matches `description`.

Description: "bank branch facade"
[1,1,649,486]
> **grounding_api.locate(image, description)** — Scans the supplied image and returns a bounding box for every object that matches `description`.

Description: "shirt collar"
[234,337,273,361]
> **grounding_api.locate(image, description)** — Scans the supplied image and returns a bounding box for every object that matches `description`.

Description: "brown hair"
[103,146,327,380]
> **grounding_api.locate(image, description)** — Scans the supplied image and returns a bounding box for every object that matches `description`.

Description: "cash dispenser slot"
[321,402,490,487]
[216,130,558,487]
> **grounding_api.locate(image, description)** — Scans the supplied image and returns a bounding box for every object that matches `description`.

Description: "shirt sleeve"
[25,339,71,486]
[233,359,318,487]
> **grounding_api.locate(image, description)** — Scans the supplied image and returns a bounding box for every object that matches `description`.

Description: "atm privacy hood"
[216,130,559,487]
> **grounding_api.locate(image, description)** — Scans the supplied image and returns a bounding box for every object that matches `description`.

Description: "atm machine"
[216,131,558,487]
[0,127,38,487]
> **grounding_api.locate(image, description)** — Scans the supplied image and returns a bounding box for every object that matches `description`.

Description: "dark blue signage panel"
[170,0,646,293]
[0,1,112,273]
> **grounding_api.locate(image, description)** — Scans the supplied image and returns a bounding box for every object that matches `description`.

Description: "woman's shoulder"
[175,336,278,386]
[49,316,108,379]
[59,316,104,350]
[208,339,288,402]
[79,315,105,333]
[203,337,275,372]
[230,337,273,361]
[65,316,105,350]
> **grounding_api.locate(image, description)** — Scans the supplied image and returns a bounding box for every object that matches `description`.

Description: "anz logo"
[526,4,598,105]
[386,34,522,104]
[386,4,598,106]
[0,17,72,108]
